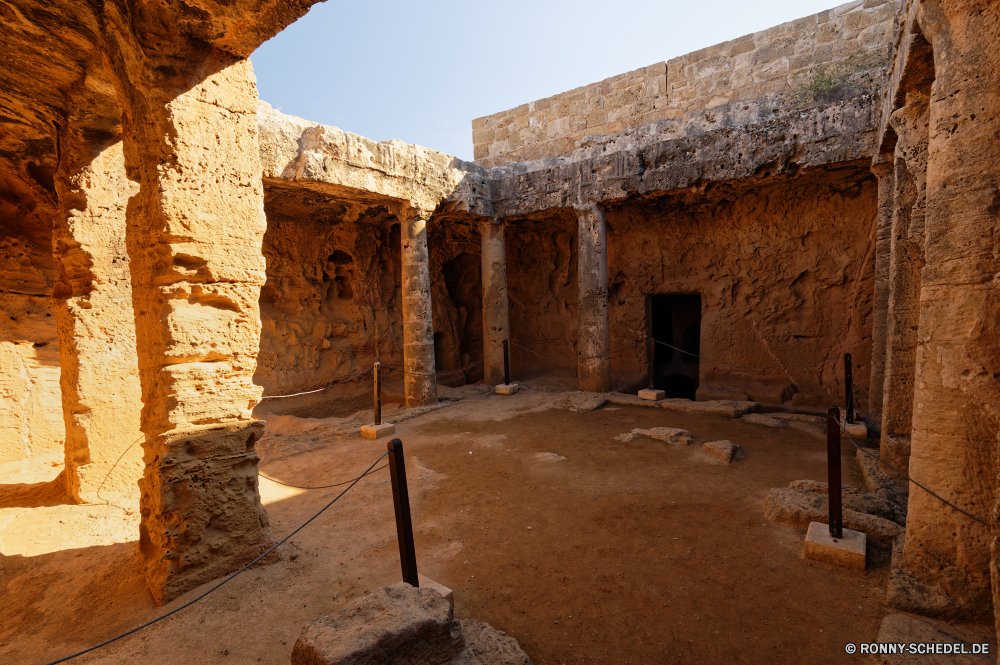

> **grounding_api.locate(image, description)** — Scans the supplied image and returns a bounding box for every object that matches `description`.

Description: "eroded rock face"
[291,583,532,665]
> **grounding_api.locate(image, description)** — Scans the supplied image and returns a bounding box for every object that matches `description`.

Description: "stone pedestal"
[494,384,519,396]
[638,388,665,401]
[401,214,437,408]
[575,203,610,393]
[360,423,395,439]
[804,522,866,570]
[481,219,510,386]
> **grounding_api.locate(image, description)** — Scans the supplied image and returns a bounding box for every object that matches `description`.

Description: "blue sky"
[252,0,843,161]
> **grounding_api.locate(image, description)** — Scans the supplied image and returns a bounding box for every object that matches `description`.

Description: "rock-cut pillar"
[880,91,929,475]
[575,203,610,393]
[53,123,143,506]
[401,213,438,407]
[866,159,894,436]
[481,218,510,386]
[116,53,275,604]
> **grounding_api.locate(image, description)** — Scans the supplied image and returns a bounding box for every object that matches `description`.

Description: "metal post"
[844,353,854,424]
[387,438,419,586]
[374,362,382,426]
[826,407,843,538]
[503,339,510,386]
[649,337,655,390]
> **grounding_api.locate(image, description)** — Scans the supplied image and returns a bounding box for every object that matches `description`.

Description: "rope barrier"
[260,366,374,400]
[260,463,388,490]
[509,341,608,362]
[838,420,989,528]
[654,339,834,369]
[44,451,390,665]
[385,344,503,378]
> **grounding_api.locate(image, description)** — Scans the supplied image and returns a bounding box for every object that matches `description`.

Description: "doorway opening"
[650,294,701,400]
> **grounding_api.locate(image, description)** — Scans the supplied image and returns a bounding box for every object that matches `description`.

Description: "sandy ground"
[2,380,896,665]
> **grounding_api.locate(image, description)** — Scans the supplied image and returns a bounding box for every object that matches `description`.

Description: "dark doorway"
[650,294,701,400]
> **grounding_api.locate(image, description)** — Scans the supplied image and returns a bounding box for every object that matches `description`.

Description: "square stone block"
[495,383,519,395]
[360,423,395,440]
[418,574,454,607]
[804,521,866,570]
[638,388,665,401]
[842,421,868,439]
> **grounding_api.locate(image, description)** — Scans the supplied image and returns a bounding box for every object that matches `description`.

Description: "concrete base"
[638,388,665,401]
[360,423,395,440]
[494,383,519,396]
[842,420,868,439]
[418,574,454,607]
[804,521,866,570]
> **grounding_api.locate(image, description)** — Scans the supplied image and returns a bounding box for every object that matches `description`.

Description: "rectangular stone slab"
[804,521,866,570]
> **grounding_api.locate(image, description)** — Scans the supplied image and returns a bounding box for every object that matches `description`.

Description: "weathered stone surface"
[741,414,785,428]
[53,133,142,505]
[291,583,531,665]
[458,620,532,665]
[616,427,694,446]
[481,219,510,386]
[703,440,739,462]
[875,0,999,624]
[764,482,903,547]
[575,203,610,393]
[875,613,996,664]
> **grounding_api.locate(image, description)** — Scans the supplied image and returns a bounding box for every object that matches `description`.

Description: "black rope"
[44,451,390,665]
[839,421,989,528]
[385,344,503,378]
[259,463,388,490]
[654,339,834,369]
[509,341,607,362]
[260,366,374,400]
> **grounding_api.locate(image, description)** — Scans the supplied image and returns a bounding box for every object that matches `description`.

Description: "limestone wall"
[0,178,63,465]
[473,0,900,168]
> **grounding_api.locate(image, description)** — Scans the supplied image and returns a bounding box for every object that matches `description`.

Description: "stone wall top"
[473,0,900,168]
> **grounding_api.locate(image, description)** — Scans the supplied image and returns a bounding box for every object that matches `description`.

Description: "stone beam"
[480,218,509,386]
[401,214,437,407]
[575,203,610,393]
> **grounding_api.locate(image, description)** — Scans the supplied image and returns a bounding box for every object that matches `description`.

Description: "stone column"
[575,203,610,393]
[114,53,275,604]
[888,2,999,625]
[879,92,929,475]
[481,218,509,386]
[53,124,143,506]
[401,212,437,407]
[866,159,894,436]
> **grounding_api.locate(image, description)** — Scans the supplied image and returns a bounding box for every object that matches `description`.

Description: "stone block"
[703,440,739,463]
[494,383,519,396]
[291,583,464,665]
[418,574,454,608]
[741,413,785,428]
[804,521,866,569]
[638,388,664,401]
[360,422,395,439]
[842,421,868,439]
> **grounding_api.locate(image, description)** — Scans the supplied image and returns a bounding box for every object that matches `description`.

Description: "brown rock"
[703,440,739,462]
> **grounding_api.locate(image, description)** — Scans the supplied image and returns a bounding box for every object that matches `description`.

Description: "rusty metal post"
[503,339,510,386]
[844,353,854,424]
[387,438,419,586]
[374,362,382,426]
[826,407,843,538]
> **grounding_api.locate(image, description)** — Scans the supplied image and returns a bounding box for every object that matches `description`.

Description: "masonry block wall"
[473,0,900,168]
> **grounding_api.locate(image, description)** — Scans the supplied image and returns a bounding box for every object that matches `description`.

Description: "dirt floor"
[1,380,894,665]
